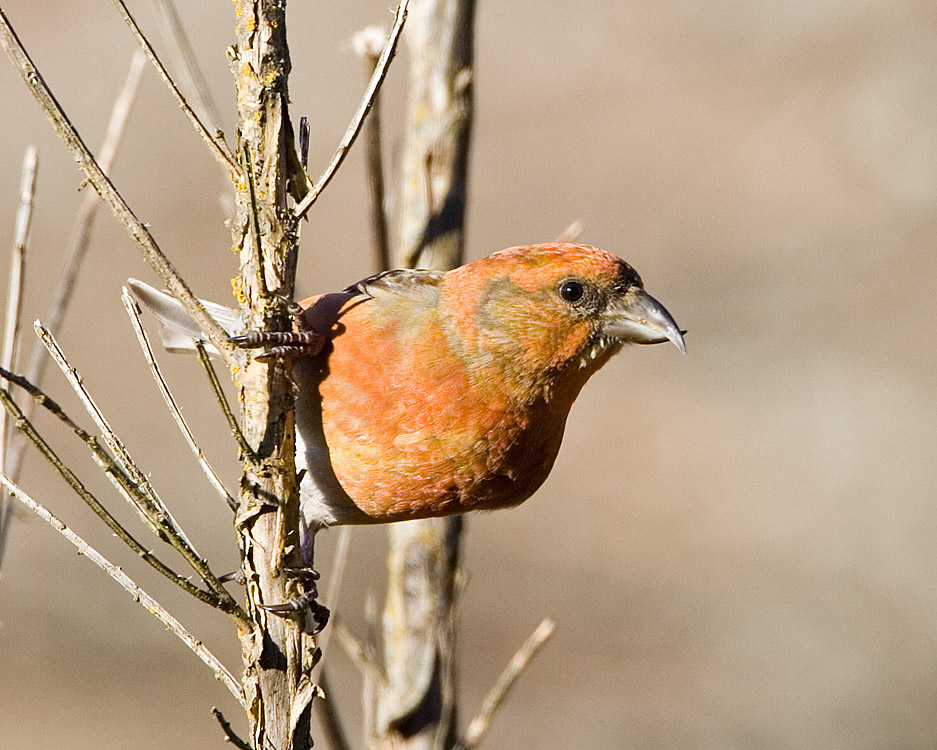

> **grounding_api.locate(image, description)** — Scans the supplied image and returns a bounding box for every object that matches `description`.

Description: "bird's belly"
[310,399,568,524]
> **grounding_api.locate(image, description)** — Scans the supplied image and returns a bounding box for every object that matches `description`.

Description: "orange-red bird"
[130,243,683,614]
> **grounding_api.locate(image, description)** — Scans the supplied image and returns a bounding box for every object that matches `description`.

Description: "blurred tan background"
[1,1,936,748]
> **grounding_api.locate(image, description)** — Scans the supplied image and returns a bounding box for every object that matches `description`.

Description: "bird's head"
[442,243,685,398]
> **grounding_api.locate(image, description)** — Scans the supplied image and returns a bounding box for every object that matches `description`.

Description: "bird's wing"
[126,279,244,355]
[343,268,446,299]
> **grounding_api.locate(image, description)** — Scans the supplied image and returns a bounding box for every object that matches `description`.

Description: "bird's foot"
[258,565,330,634]
[229,330,325,360]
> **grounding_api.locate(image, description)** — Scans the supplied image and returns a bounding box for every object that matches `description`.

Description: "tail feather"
[126,279,243,355]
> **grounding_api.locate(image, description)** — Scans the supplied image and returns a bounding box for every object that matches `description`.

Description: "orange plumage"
[285,243,685,532]
[131,242,684,554]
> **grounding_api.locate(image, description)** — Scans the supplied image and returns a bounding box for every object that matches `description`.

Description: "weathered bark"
[229,3,317,749]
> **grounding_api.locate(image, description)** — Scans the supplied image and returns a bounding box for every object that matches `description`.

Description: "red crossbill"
[130,243,684,615]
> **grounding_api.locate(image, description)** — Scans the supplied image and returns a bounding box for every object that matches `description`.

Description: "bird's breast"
[297,302,578,524]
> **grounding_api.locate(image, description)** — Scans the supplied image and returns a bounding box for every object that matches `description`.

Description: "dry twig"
[1,53,145,570]
[0,145,37,562]
[23,50,146,388]
[212,707,254,750]
[195,340,254,462]
[353,26,391,272]
[122,288,237,511]
[0,372,227,609]
[456,618,556,750]
[148,0,225,132]
[0,474,245,707]
[294,0,410,219]
[34,322,248,625]
[110,0,239,177]
[0,10,235,361]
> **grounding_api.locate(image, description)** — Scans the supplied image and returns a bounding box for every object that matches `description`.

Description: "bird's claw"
[228,330,325,359]
[281,565,321,581]
[257,565,330,633]
[260,595,330,634]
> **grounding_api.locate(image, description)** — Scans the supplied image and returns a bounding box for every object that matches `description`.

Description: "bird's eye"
[558,279,586,303]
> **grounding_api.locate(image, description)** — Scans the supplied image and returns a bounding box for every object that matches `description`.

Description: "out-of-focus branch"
[1,53,145,571]
[0,10,236,363]
[23,51,145,389]
[0,145,37,564]
[455,618,556,750]
[148,0,225,133]
[111,0,239,177]
[353,26,392,272]
[392,0,475,271]
[375,2,475,749]
[294,0,409,220]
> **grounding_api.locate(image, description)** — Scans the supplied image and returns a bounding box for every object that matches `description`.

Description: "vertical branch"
[353,27,391,272]
[0,145,37,563]
[229,3,315,750]
[392,0,474,272]
[375,2,476,749]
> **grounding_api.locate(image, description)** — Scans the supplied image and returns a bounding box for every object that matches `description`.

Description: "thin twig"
[122,289,237,511]
[212,707,254,750]
[242,144,267,295]
[1,146,35,378]
[0,474,246,707]
[24,50,146,390]
[0,145,37,563]
[148,0,225,133]
[353,26,391,271]
[0,374,227,609]
[456,618,556,750]
[195,340,255,462]
[0,11,235,362]
[553,220,584,244]
[36,321,195,545]
[34,322,249,626]
[294,0,409,219]
[2,53,145,573]
[110,0,239,177]
[332,618,386,688]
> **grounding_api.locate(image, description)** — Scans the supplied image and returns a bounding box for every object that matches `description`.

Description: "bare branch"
[315,671,353,750]
[23,50,146,388]
[294,0,410,220]
[34,322,249,625]
[0,10,236,362]
[0,145,37,562]
[110,0,239,177]
[122,289,237,511]
[0,474,246,707]
[195,340,255,462]
[36,321,196,545]
[2,52,145,571]
[148,0,225,132]
[353,26,391,272]
[457,618,556,750]
[0,372,228,610]
[332,619,387,689]
[312,526,352,676]
[1,146,35,375]
[212,707,254,750]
